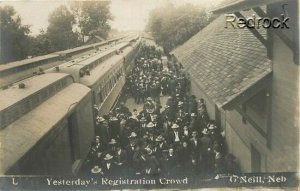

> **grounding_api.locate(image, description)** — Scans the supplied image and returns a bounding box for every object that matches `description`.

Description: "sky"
[0,0,224,36]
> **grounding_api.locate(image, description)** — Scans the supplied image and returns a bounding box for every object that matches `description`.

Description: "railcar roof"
[79,45,134,86]
[0,54,59,72]
[80,52,125,87]
[0,73,70,111]
[0,83,90,174]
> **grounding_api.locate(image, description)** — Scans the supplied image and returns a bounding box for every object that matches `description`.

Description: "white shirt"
[107,163,111,169]
[174,131,180,142]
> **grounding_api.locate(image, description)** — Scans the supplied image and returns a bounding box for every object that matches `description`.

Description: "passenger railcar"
[0,73,95,175]
[0,35,141,176]
[46,36,140,117]
[0,36,126,89]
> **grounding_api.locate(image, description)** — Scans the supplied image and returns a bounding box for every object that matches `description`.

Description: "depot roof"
[212,0,284,14]
[171,13,272,109]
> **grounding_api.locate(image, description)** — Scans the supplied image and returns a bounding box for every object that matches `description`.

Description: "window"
[251,145,261,172]
[98,91,103,103]
[32,95,40,106]
[21,100,31,113]
[245,89,268,133]
[0,114,5,127]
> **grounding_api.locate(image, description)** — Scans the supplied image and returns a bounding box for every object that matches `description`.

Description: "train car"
[80,39,141,116]
[55,35,126,59]
[0,73,95,175]
[0,36,140,176]
[0,36,127,89]
[45,41,132,82]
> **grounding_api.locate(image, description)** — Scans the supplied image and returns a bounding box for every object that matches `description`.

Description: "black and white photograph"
[0,0,299,190]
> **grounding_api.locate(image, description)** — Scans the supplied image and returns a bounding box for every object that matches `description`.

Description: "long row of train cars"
[0,35,128,89]
[0,35,141,176]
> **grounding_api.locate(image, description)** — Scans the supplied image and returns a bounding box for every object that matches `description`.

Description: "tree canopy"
[70,1,113,41]
[0,5,30,63]
[47,5,80,51]
[0,2,114,63]
[147,4,214,54]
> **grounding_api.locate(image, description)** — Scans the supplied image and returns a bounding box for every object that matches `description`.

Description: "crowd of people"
[81,42,240,178]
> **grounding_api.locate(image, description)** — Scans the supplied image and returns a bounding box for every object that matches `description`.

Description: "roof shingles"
[172,12,271,108]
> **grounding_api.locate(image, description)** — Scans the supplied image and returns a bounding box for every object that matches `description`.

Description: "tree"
[47,5,79,51]
[147,4,214,54]
[0,5,30,63]
[70,1,113,41]
[28,29,52,56]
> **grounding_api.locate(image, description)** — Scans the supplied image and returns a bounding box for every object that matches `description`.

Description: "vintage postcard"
[0,0,299,190]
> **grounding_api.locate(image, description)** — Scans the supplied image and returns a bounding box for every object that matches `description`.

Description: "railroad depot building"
[171,0,299,172]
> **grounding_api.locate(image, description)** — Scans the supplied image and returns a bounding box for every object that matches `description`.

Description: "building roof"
[171,13,272,109]
[212,0,284,14]
[0,73,70,111]
[0,83,90,174]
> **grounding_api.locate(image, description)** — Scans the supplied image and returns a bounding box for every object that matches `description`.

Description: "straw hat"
[97,116,105,122]
[147,122,154,128]
[171,123,179,129]
[202,128,209,135]
[128,132,137,138]
[104,153,113,160]
[109,139,117,145]
[155,135,164,142]
[91,165,102,174]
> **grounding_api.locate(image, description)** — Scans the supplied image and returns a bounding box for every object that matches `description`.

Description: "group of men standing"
[81,43,240,178]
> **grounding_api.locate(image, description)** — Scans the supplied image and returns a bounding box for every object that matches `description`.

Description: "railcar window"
[98,92,103,103]
[48,84,55,94]
[56,81,62,91]
[32,95,40,106]
[0,114,5,127]
[41,89,48,100]
[61,78,67,87]
[21,99,31,114]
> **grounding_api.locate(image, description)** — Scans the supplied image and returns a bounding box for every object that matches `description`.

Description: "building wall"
[190,78,216,120]
[267,34,299,171]
[225,35,299,173]
[225,109,268,172]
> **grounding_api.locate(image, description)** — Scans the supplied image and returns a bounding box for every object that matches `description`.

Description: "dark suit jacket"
[167,130,183,145]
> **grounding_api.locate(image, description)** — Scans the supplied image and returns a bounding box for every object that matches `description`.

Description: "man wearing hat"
[125,133,138,173]
[152,135,167,160]
[137,115,147,135]
[108,116,120,139]
[107,139,118,154]
[139,148,161,176]
[167,123,182,147]
[189,130,201,157]
[199,128,214,173]
[91,165,103,175]
[113,144,128,176]
[96,117,110,145]
[102,153,116,176]
[188,95,198,114]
